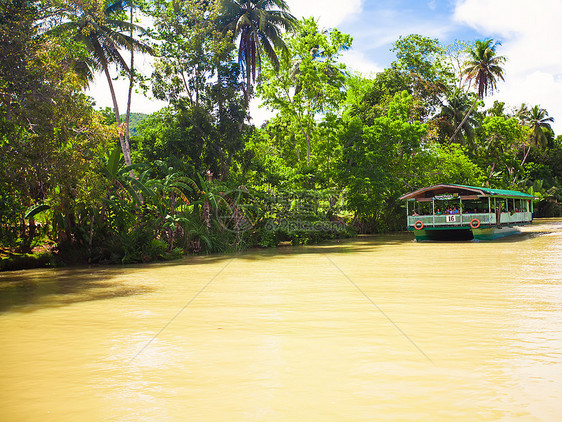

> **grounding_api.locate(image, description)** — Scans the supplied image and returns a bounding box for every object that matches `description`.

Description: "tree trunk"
[21,216,35,253]
[512,145,532,186]
[217,65,223,122]
[293,135,300,161]
[306,131,311,164]
[103,64,132,168]
[448,96,478,144]
[488,162,496,180]
[244,39,252,105]
[124,5,135,178]
[88,212,94,250]
[245,63,250,105]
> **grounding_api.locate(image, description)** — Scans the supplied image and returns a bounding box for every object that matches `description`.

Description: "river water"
[1,219,561,421]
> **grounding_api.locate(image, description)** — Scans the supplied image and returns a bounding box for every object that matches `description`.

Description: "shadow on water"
[0,267,155,314]
[123,233,412,271]
[0,235,396,314]
[237,236,394,260]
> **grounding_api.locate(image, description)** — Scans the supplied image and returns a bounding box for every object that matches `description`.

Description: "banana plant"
[526,179,558,202]
[146,161,195,210]
[24,204,52,220]
[143,163,198,249]
[101,146,154,206]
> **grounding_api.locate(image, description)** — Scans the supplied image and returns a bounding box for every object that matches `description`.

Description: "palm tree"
[528,105,554,146]
[448,38,506,143]
[517,105,554,170]
[50,0,151,167]
[438,91,477,145]
[216,0,296,103]
[515,102,530,124]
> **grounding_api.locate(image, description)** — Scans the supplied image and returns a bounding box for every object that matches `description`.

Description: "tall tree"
[216,0,296,104]
[474,116,527,185]
[0,0,117,250]
[146,0,246,176]
[518,104,554,147]
[51,0,151,167]
[257,18,352,164]
[515,105,554,180]
[437,91,477,145]
[338,92,427,231]
[448,38,506,143]
[149,0,234,106]
[390,34,454,119]
[124,0,136,170]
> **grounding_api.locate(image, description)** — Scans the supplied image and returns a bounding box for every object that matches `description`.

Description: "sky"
[87,0,562,134]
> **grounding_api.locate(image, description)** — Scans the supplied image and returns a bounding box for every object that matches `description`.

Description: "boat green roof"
[452,184,535,198]
[399,184,536,200]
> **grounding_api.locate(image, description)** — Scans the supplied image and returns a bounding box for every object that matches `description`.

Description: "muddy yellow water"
[1,219,562,421]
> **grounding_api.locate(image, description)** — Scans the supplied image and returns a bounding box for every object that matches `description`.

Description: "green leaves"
[103,145,122,179]
[392,34,453,85]
[337,93,427,224]
[24,204,52,220]
[257,17,352,164]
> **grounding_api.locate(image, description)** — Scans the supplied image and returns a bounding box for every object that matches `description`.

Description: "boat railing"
[499,211,532,225]
[407,212,532,228]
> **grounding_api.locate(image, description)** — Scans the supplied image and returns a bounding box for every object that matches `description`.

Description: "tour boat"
[399,184,536,241]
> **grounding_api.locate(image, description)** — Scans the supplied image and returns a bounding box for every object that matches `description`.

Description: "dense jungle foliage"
[1,0,561,266]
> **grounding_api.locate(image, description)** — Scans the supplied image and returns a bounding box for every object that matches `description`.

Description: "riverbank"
[3,217,560,272]
[0,224,355,272]
[0,245,57,272]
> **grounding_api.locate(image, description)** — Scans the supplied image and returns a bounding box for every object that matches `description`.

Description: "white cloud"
[286,0,363,28]
[454,0,562,133]
[341,49,382,76]
[86,76,167,115]
[248,98,277,127]
[86,53,167,115]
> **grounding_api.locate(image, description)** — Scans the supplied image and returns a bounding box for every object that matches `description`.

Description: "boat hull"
[471,226,520,240]
[412,226,521,241]
[412,227,473,241]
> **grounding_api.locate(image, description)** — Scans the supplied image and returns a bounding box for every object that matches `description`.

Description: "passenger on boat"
[495,207,502,226]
